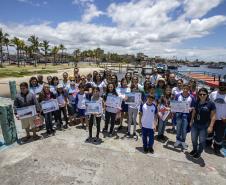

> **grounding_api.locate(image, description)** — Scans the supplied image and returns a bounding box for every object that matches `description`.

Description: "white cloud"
[72,0,94,6]
[82,4,104,23]
[183,0,224,18]
[2,0,226,61]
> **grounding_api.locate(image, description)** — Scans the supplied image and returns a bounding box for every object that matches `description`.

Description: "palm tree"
[40,40,50,66]
[73,49,80,66]
[51,46,59,65]
[59,44,66,64]
[0,29,9,67]
[4,36,10,63]
[11,37,22,67]
[28,35,39,67]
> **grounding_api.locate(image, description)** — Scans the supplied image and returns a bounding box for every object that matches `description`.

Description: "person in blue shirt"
[189,88,216,159]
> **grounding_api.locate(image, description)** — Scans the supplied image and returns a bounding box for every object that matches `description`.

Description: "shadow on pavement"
[185,151,205,167]
[163,140,182,153]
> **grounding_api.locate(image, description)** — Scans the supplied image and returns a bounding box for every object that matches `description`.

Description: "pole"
[9,81,17,100]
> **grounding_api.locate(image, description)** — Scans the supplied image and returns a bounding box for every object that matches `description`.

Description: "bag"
[34,116,44,127]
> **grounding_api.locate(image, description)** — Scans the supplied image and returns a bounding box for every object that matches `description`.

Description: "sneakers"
[181,142,188,150]
[133,133,137,139]
[189,150,197,156]
[126,132,131,138]
[174,140,181,148]
[85,137,92,142]
[193,152,201,159]
[149,147,154,154]
[143,147,148,153]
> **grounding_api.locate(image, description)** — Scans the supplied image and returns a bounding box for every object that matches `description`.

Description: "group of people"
[14,66,226,159]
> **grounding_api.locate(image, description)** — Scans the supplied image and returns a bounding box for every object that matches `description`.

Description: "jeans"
[191,124,207,154]
[44,112,53,131]
[158,119,166,136]
[128,107,138,134]
[89,115,101,138]
[176,113,189,142]
[56,106,68,126]
[142,127,154,148]
[104,111,116,133]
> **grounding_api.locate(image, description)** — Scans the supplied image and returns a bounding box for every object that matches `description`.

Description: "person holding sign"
[127,83,142,139]
[103,83,120,137]
[189,88,216,159]
[14,82,41,141]
[174,83,195,150]
[86,87,103,143]
[39,84,56,135]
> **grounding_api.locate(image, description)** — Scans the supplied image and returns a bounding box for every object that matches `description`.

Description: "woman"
[189,79,198,99]
[155,78,166,101]
[125,72,132,87]
[189,88,216,159]
[172,79,183,97]
[93,73,106,96]
[29,76,43,97]
[50,76,59,95]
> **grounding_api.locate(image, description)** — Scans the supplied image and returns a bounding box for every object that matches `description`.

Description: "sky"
[0,0,226,61]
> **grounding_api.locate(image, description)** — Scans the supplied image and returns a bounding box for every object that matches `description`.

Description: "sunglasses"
[199,93,207,96]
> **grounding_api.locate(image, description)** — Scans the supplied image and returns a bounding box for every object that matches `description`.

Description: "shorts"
[21,117,35,129]
[78,108,86,118]
[121,101,128,112]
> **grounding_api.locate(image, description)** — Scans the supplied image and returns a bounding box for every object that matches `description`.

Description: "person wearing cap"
[56,84,69,129]
[207,81,226,155]
[155,78,166,101]
[66,77,79,124]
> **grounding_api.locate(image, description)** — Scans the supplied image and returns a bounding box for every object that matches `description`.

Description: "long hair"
[197,87,209,103]
[93,73,102,84]
[51,76,59,86]
[106,83,118,96]
[29,76,38,87]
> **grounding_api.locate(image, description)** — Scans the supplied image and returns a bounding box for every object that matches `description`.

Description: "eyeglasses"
[199,93,207,96]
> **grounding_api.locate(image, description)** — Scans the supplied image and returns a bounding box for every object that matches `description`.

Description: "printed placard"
[170,101,190,113]
[16,105,37,120]
[41,99,59,114]
[125,92,141,105]
[85,101,103,114]
[106,95,122,109]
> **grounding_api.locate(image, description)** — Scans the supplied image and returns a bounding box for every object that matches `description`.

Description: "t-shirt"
[194,101,216,126]
[150,74,162,85]
[75,93,87,109]
[93,81,106,96]
[172,87,182,96]
[175,93,195,109]
[67,87,78,104]
[56,94,66,107]
[209,91,226,120]
[141,103,157,129]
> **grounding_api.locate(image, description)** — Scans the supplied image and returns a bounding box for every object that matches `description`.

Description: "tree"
[51,46,59,65]
[4,35,10,63]
[73,49,80,66]
[28,35,39,67]
[11,37,22,67]
[0,29,9,67]
[40,40,50,66]
[59,44,66,64]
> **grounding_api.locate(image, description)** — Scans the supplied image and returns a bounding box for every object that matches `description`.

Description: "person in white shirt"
[150,68,162,85]
[140,95,158,153]
[207,81,226,155]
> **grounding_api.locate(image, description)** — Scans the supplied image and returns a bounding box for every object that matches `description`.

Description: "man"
[207,81,226,155]
[150,67,162,85]
[14,82,41,141]
[37,75,45,85]
[167,73,177,89]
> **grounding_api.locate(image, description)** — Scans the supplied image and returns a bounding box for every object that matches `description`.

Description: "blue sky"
[1,0,226,61]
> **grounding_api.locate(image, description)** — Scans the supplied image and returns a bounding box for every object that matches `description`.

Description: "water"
[178,65,226,77]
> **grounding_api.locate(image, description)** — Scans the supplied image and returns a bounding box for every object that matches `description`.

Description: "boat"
[187,64,200,67]
[167,65,178,70]
[156,64,168,73]
[207,64,224,69]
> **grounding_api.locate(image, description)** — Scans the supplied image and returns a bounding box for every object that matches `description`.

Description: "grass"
[0,63,99,78]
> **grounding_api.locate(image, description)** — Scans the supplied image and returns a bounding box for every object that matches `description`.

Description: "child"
[174,83,195,150]
[127,83,142,138]
[86,87,103,142]
[157,86,172,141]
[56,84,69,130]
[38,84,56,135]
[103,83,119,137]
[140,95,158,153]
[75,84,89,129]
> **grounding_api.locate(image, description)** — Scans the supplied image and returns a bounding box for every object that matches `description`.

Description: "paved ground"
[0,117,226,185]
